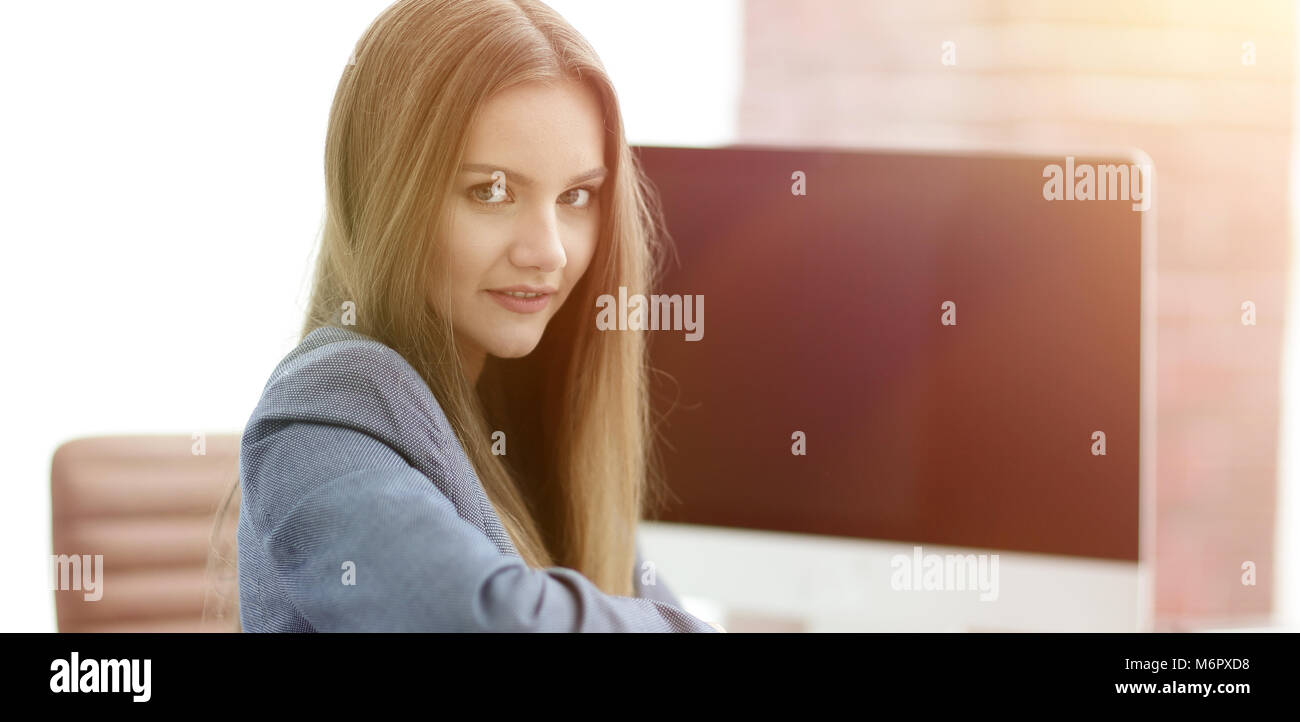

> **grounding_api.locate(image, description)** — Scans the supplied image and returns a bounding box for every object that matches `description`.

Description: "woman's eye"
[559,186,593,208]
[469,184,595,208]
[470,183,510,205]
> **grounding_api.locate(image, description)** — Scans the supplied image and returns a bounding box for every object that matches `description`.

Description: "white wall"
[0,0,740,632]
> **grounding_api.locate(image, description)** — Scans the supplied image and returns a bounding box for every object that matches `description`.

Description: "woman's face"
[436,79,606,382]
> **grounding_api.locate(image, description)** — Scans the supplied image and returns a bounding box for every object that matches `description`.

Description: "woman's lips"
[487,289,552,314]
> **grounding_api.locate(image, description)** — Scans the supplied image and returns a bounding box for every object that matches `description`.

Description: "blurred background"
[3,0,1296,632]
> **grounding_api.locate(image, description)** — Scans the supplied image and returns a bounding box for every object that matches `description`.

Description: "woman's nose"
[510,203,567,272]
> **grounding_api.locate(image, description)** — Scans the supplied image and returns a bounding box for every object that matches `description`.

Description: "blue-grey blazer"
[237,325,717,632]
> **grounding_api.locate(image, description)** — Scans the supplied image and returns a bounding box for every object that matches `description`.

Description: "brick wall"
[738,0,1293,629]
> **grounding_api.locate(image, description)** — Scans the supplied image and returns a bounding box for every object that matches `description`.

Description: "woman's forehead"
[463,81,606,179]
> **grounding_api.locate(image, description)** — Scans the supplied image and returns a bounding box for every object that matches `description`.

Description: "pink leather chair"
[50,434,242,632]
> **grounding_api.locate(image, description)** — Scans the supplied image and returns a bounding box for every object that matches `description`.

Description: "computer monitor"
[632,144,1155,632]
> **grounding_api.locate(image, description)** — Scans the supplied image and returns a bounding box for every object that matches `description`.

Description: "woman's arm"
[254,420,719,633]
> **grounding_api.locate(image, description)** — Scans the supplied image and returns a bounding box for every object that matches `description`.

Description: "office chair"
[50,434,241,632]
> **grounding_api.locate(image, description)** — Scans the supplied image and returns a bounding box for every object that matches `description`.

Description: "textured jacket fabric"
[237,325,716,632]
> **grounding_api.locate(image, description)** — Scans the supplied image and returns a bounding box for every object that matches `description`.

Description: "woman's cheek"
[570,227,599,279]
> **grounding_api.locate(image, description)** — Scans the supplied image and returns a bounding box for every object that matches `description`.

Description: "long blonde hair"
[205,0,673,631]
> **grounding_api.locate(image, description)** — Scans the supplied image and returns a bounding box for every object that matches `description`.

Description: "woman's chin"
[486,336,543,360]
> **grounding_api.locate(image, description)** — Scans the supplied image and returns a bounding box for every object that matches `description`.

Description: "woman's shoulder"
[238,326,507,555]
[242,325,459,462]
[270,325,419,393]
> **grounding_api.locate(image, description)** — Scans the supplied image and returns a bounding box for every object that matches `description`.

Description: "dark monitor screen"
[634,144,1144,562]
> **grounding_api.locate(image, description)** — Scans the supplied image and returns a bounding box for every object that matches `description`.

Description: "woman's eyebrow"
[459,163,607,187]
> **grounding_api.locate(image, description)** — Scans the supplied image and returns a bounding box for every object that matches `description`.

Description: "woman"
[206,0,722,632]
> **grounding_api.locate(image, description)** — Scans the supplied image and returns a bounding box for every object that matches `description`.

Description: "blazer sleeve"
[258,420,719,633]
